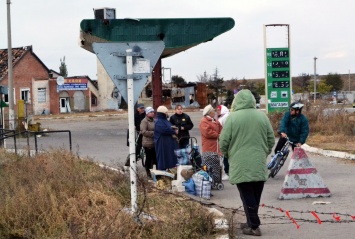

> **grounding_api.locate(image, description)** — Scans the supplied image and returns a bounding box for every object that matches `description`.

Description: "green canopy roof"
[80,18,235,58]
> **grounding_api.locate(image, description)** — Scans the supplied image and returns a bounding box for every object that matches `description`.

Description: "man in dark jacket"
[125,103,146,166]
[274,102,309,154]
[169,105,194,149]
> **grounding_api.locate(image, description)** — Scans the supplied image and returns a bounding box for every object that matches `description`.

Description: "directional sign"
[93,41,165,103]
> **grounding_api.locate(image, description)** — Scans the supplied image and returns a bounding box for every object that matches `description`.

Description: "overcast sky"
[1,0,354,82]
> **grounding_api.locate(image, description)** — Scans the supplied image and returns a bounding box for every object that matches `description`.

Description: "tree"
[171,75,186,86]
[59,56,68,77]
[207,68,225,105]
[308,79,332,94]
[244,81,261,104]
[293,73,311,93]
[323,73,343,92]
[223,90,234,108]
[256,81,265,96]
[196,71,210,83]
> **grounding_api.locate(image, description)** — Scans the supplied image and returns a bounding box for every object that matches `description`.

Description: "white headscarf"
[217,105,230,126]
[203,104,214,116]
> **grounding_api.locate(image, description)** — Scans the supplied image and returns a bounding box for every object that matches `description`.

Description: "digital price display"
[272,60,289,68]
[266,47,291,113]
[271,50,289,58]
[272,81,290,88]
[272,71,289,78]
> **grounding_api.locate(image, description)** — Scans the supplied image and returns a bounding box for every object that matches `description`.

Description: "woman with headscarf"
[154,106,179,170]
[140,106,157,178]
[199,104,222,153]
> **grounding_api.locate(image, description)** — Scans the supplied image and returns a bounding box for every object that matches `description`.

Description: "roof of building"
[0,45,49,80]
[80,18,235,58]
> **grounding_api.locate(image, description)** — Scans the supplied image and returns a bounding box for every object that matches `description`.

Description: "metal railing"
[0,128,17,153]
[32,130,72,154]
[0,129,72,156]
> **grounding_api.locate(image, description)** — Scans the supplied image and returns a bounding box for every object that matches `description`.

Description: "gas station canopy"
[79,18,235,57]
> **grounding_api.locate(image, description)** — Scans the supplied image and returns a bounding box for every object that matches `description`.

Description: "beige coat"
[140,116,155,148]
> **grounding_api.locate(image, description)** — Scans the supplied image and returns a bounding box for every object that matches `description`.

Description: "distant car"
[310,92,322,99]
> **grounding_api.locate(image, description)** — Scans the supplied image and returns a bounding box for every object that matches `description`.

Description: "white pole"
[126,49,138,213]
[313,57,317,103]
[349,70,351,91]
[7,0,15,130]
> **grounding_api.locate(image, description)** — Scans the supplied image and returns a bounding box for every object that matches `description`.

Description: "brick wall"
[1,51,49,116]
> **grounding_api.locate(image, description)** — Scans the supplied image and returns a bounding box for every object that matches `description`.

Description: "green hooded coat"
[219,90,275,184]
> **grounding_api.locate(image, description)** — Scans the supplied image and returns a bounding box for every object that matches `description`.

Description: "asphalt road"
[5,111,355,239]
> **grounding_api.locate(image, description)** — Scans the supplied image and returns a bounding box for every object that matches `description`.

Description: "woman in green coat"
[219,89,275,236]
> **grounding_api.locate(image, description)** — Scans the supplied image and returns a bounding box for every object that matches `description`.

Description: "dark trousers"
[237,181,265,230]
[274,137,296,154]
[144,147,157,176]
[178,137,190,149]
[223,156,229,175]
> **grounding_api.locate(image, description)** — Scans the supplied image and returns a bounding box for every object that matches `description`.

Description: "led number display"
[272,60,289,68]
[272,81,290,88]
[271,50,289,58]
[272,71,289,78]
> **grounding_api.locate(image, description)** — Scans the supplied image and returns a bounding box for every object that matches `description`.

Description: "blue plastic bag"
[182,178,196,195]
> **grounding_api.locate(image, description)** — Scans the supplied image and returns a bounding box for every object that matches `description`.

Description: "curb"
[302,144,355,160]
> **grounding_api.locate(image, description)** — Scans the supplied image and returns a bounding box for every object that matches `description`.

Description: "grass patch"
[0,149,216,239]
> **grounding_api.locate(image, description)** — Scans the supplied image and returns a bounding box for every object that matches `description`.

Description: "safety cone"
[279,147,331,200]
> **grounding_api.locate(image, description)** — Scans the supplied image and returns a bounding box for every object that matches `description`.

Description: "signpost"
[264,24,291,113]
[93,41,165,214]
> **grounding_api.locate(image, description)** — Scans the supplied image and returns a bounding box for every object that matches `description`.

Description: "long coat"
[219,90,275,184]
[199,116,222,153]
[140,116,155,149]
[154,112,179,170]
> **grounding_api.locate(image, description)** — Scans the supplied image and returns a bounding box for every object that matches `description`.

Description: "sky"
[1,0,355,83]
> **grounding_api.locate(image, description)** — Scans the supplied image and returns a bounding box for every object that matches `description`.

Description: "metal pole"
[349,70,351,91]
[126,49,138,213]
[7,0,15,130]
[314,57,317,103]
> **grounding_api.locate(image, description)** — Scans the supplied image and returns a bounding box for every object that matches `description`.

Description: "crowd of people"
[130,90,309,237]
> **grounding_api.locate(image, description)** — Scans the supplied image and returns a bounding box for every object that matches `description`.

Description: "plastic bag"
[182,178,195,195]
[192,173,211,200]
[174,146,192,165]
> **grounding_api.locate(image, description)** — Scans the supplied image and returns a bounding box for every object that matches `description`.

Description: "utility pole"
[313,57,317,103]
[7,0,15,130]
[349,70,351,91]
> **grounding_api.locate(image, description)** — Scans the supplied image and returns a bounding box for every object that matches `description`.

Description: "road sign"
[93,42,165,103]
[0,85,8,94]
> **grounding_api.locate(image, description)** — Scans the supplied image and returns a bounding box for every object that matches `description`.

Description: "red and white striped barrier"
[279,147,331,200]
